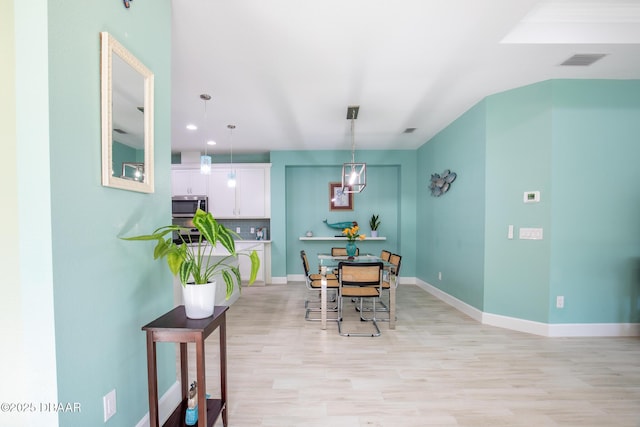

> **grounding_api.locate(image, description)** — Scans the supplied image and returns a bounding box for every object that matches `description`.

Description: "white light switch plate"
[519,227,543,240]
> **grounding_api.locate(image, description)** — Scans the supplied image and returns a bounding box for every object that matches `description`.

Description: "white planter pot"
[371,230,379,238]
[182,281,217,319]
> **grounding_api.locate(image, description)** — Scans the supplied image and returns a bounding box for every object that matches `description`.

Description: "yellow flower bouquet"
[342,225,366,242]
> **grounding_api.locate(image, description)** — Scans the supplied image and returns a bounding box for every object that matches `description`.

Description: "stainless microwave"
[172,195,208,218]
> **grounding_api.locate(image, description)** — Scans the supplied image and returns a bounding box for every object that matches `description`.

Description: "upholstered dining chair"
[300,250,339,322]
[337,261,384,337]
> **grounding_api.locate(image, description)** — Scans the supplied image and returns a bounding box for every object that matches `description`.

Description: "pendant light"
[227,124,236,188]
[341,105,366,193]
[200,94,212,175]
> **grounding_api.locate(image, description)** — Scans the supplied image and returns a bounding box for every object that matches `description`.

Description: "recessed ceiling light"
[186,124,197,130]
[207,140,216,145]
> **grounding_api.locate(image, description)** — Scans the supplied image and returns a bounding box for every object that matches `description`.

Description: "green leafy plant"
[369,214,381,231]
[121,209,259,299]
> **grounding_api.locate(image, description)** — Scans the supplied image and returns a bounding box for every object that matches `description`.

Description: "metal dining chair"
[360,253,401,322]
[331,247,359,256]
[300,250,339,322]
[330,247,360,275]
[337,261,384,337]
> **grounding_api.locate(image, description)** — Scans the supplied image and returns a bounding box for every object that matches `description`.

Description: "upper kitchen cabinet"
[209,164,271,218]
[171,166,209,196]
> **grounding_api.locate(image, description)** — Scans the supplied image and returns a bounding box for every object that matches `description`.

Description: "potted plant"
[369,214,381,237]
[121,209,259,319]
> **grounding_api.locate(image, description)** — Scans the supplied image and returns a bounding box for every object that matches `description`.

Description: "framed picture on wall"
[329,182,353,211]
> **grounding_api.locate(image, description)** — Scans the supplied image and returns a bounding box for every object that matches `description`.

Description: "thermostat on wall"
[523,191,540,203]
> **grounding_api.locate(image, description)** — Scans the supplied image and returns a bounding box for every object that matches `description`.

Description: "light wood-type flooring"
[184,283,640,427]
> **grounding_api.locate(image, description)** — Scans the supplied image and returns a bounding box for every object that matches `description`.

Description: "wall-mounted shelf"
[299,236,386,241]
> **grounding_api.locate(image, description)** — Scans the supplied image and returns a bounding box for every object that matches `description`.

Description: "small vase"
[346,241,357,257]
[182,281,217,319]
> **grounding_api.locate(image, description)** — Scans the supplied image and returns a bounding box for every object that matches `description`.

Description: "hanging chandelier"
[199,93,212,175]
[341,105,366,193]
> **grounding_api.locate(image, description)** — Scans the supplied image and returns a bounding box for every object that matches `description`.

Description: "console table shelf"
[142,305,228,427]
[163,399,222,427]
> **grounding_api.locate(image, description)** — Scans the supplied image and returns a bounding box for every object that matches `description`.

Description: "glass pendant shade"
[200,155,212,175]
[227,171,236,188]
[199,94,213,175]
[341,162,366,193]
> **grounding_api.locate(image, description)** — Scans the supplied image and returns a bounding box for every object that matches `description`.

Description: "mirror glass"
[101,32,154,193]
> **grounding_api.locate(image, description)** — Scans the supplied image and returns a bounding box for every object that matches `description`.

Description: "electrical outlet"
[103,389,116,422]
[556,296,564,309]
[250,227,255,234]
[438,272,442,281]
[236,227,241,233]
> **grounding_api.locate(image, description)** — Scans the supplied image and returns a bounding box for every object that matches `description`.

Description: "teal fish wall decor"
[323,219,358,230]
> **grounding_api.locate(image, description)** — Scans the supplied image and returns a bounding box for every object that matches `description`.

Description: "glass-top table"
[316,254,397,330]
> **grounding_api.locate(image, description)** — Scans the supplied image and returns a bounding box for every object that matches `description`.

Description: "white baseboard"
[417,279,483,322]
[482,312,550,336]
[546,322,640,337]
[417,279,640,337]
[272,276,288,284]
[135,381,181,427]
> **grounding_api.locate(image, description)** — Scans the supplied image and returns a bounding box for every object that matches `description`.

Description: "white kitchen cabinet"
[209,164,271,218]
[171,167,209,196]
[237,242,265,285]
[209,169,237,217]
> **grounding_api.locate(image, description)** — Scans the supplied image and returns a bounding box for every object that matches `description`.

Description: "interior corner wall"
[416,102,487,310]
[422,79,640,327]
[484,82,553,323]
[48,1,174,425]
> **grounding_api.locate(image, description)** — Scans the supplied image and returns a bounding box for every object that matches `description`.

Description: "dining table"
[316,253,397,331]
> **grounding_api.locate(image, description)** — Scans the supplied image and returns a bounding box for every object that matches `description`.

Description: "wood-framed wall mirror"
[100,31,154,193]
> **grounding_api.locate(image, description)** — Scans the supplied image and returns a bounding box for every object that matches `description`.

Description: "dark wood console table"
[142,305,228,427]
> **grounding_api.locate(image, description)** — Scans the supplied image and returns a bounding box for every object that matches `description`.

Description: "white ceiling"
[171,0,640,155]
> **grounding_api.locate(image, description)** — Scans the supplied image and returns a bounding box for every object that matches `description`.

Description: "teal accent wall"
[48,1,174,426]
[286,164,401,273]
[270,150,417,279]
[417,102,487,309]
[418,79,640,325]
[484,82,553,322]
[549,80,640,323]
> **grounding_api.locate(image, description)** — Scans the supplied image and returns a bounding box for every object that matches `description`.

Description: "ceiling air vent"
[403,128,417,134]
[560,54,607,66]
